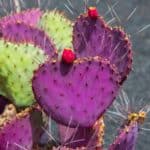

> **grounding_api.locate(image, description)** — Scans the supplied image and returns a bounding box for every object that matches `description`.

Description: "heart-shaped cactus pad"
[73,8,132,83]
[32,57,120,127]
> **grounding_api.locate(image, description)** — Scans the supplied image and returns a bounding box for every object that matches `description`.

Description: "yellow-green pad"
[39,10,73,51]
[0,40,47,107]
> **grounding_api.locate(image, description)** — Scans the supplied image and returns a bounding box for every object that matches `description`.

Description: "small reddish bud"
[88,7,98,19]
[62,48,76,64]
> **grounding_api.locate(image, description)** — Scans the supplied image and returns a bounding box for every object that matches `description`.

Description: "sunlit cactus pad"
[39,10,73,51]
[0,40,47,106]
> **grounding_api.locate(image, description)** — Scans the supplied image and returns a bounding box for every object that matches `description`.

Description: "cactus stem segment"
[62,48,76,64]
[88,7,99,19]
[93,117,105,148]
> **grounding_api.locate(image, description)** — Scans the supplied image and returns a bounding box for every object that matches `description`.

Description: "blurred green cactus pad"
[0,40,47,106]
[39,10,73,51]
[0,9,58,107]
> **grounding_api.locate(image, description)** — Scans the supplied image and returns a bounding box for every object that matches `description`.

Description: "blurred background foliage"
[0,0,149,149]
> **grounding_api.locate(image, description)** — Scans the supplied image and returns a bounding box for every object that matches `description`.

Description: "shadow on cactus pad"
[0,95,10,114]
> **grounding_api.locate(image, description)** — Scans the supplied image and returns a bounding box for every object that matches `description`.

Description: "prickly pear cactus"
[0,7,62,107]
[0,2,147,150]
[32,7,132,128]
[0,9,58,107]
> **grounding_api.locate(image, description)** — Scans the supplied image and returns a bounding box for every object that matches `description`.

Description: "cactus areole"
[62,48,76,64]
[88,7,99,19]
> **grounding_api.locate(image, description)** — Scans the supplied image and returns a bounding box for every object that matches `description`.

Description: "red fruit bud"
[88,7,99,19]
[62,48,76,64]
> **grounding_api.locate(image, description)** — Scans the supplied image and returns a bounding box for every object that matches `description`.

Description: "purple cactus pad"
[0,107,44,150]
[0,9,42,27]
[1,22,56,55]
[32,57,120,127]
[73,13,133,82]
[109,122,138,150]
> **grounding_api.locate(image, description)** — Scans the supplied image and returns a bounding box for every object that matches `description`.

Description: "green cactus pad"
[39,10,73,51]
[0,40,47,107]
